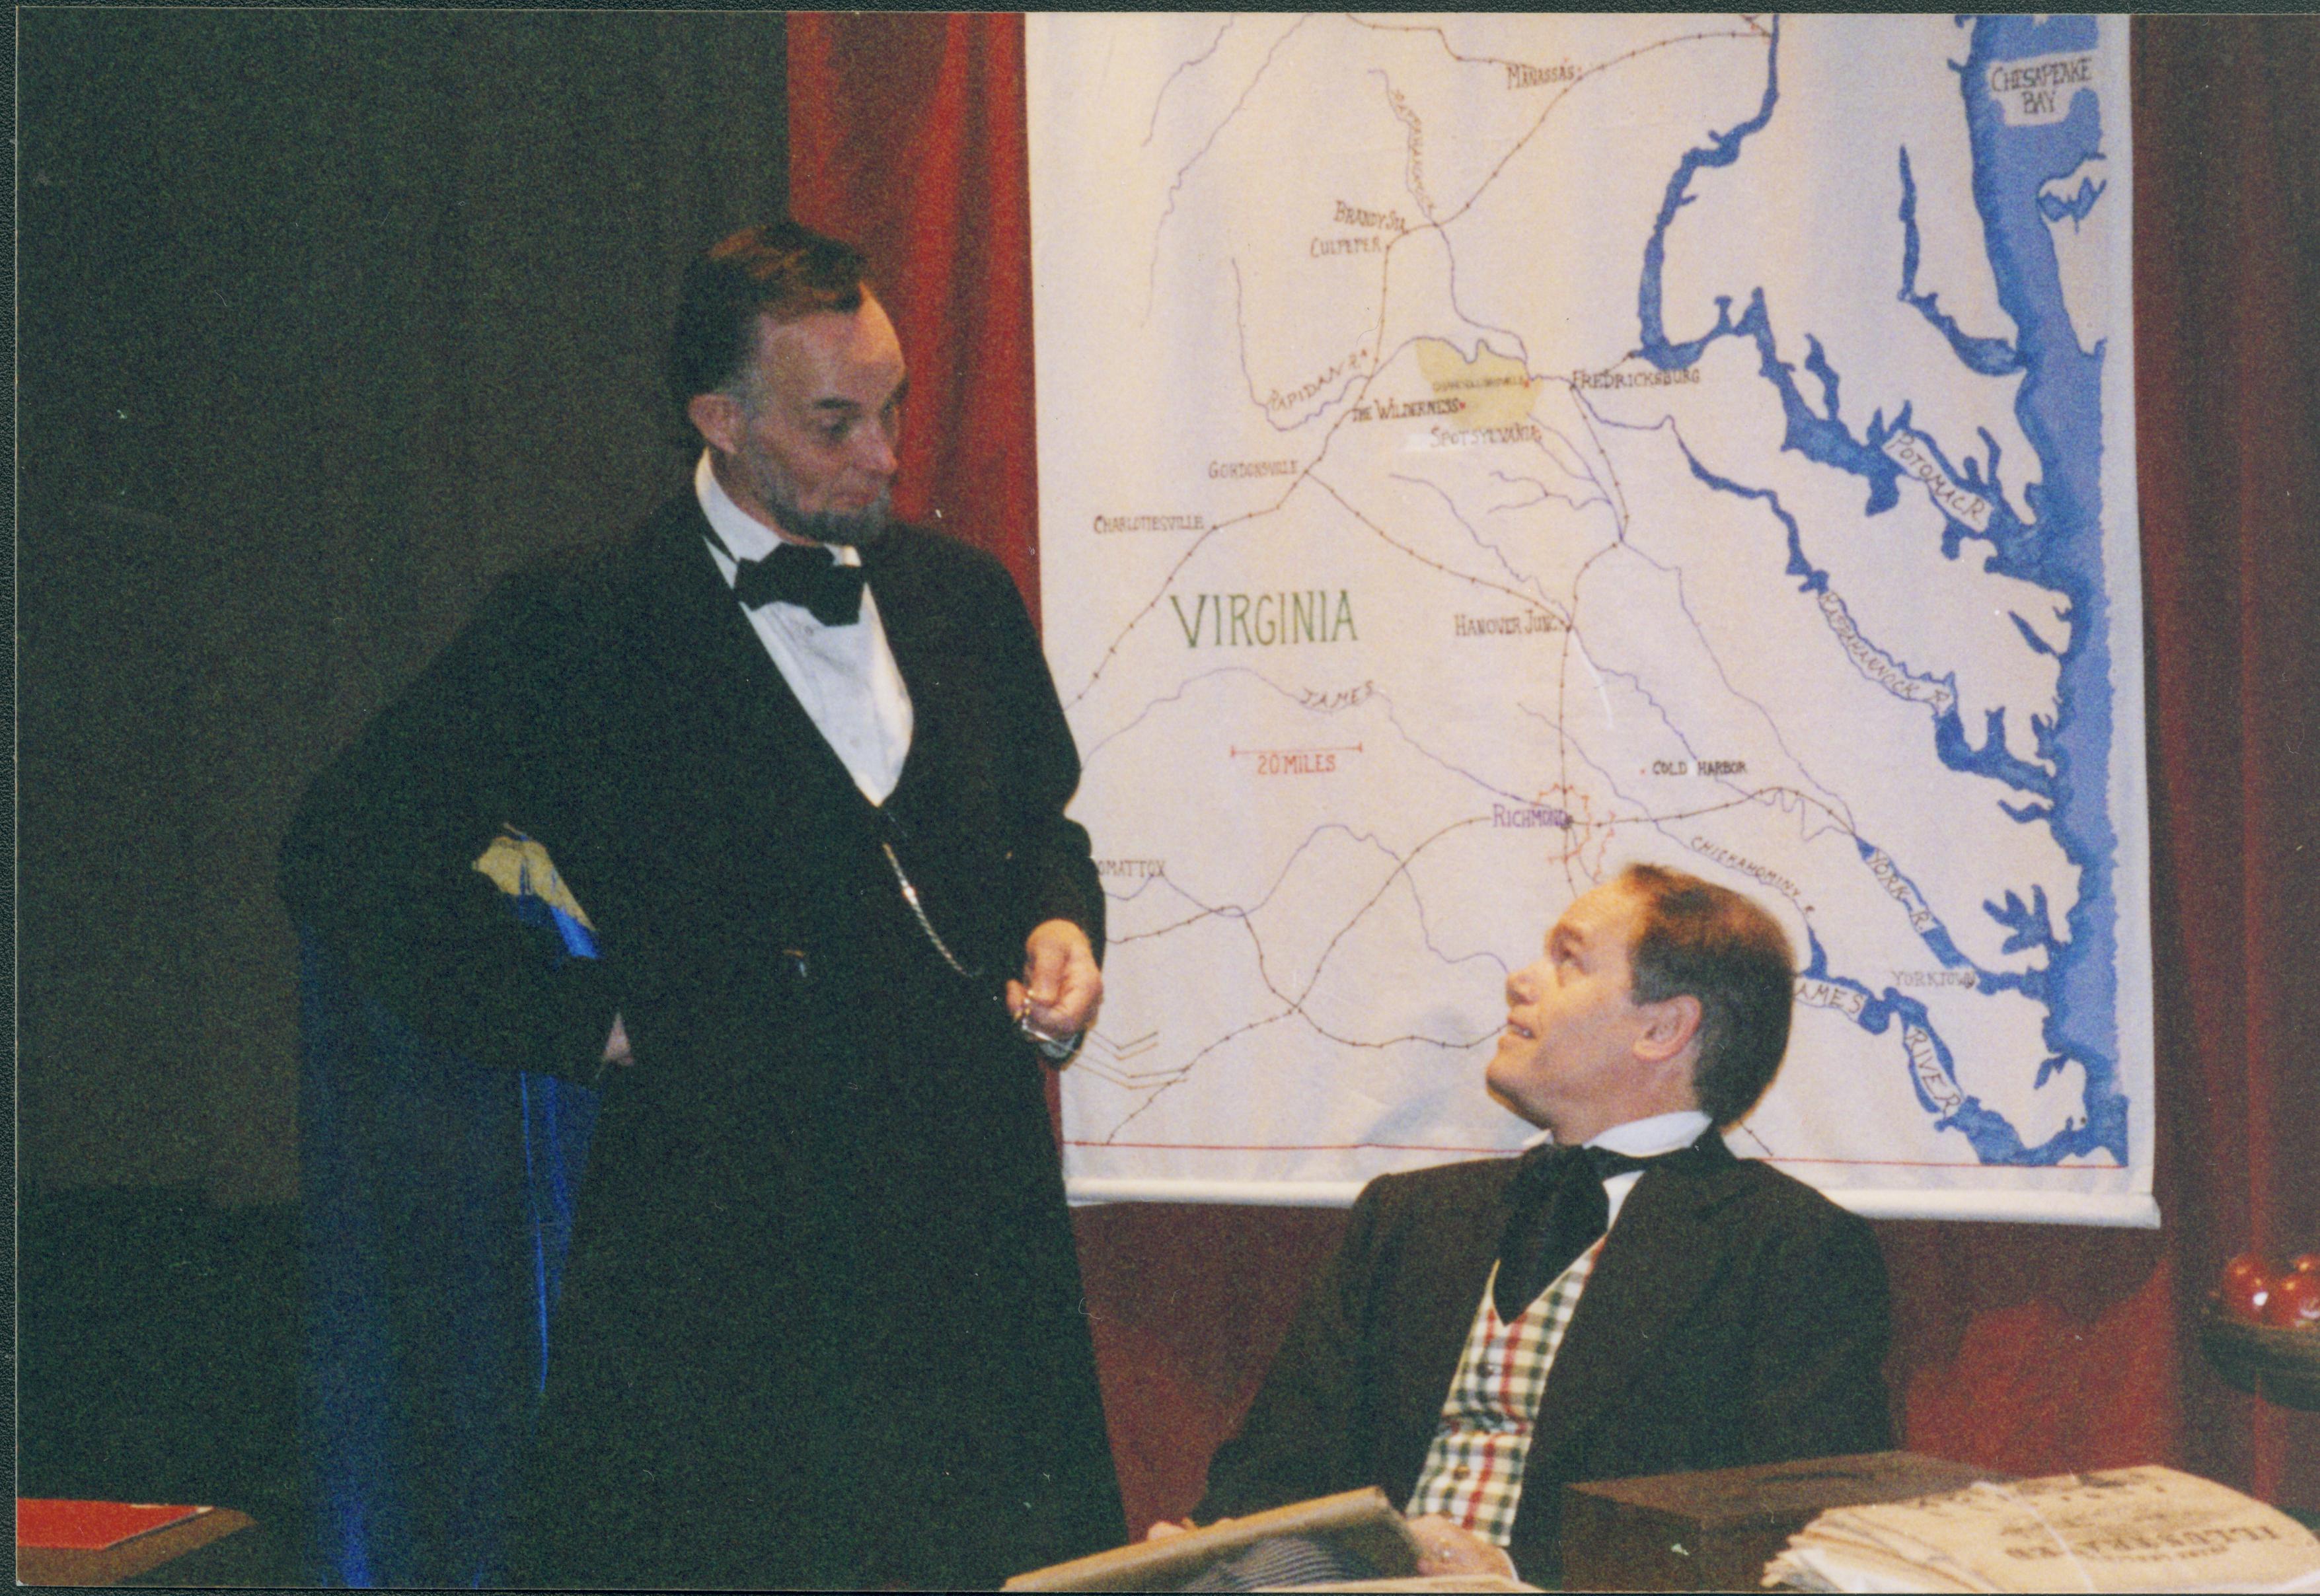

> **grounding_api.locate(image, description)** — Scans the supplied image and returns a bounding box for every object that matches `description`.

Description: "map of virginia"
[1029,14,2152,1221]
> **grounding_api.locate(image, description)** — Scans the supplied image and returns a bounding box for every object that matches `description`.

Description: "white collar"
[693,450,863,570]
[1590,1108,1713,1158]
[1520,1107,1713,1159]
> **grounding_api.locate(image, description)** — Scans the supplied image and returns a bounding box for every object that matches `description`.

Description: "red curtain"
[787,12,1042,624]
[2132,15,2320,1508]
[790,14,2320,1532]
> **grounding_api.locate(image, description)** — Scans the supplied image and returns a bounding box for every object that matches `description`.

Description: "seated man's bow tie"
[732,542,866,626]
[1493,1142,1675,1320]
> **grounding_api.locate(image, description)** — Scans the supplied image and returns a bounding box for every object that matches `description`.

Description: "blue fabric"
[500,829,600,962]
[296,929,600,1587]
[509,891,600,963]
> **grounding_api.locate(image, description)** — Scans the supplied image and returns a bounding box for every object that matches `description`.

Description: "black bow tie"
[1492,1142,1674,1321]
[731,542,866,626]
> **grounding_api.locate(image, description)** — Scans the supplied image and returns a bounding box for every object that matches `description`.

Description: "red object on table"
[2222,1252,2279,1323]
[16,1500,209,1551]
[2268,1270,2320,1328]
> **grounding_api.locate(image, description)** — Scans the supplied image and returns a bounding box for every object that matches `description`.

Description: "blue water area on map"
[2037,175,2107,228]
[1958,12,2123,1165]
[1897,147,2025,378]
[1627,15,2126,1165]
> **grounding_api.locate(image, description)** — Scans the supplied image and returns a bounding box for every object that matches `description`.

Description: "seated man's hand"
[1403,1515,1518,1580]
[1010,919,1102,1044]
[1144,1519,1199,1542]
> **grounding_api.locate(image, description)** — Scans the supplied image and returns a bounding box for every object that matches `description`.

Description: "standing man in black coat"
[280,221,1125,1589]
[1185,865,1892,1586]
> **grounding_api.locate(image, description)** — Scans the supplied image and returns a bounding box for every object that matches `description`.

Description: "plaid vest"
[1402,1239,1600,1544]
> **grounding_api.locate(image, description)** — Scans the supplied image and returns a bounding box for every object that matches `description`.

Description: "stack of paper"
[1764,1466,2320,1593]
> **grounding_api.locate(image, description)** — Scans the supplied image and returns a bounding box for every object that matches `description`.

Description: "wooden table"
[1560,1451,2012,1591]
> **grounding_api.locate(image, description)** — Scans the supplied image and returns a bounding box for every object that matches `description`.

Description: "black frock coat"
[280,494,1125,1589]
[1194,1134,1893,1584]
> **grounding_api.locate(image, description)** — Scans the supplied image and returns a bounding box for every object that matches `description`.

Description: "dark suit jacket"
[1195,1133,1892,1583]
[281,493,1123,1588]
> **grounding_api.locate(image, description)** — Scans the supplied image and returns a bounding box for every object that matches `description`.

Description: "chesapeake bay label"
[1988,50,2095,126]
[1169,589,1357,647]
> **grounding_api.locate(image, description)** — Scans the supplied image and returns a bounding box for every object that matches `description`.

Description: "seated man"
[1187,863,1892,1585]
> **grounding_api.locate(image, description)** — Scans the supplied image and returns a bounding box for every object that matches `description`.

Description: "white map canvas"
[1028,14,2151,1223]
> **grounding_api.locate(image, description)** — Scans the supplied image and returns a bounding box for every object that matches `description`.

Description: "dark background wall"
[20,9,788,1205]
[18,13,790,1537]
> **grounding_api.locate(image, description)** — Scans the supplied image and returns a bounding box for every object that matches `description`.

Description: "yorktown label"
[1169,590,1358,647]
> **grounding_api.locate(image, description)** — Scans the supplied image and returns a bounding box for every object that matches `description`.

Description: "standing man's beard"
[778,490,891,548]
[739,449,893,548]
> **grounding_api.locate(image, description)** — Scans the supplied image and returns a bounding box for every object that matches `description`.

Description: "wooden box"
[1560,1450,2010,1591]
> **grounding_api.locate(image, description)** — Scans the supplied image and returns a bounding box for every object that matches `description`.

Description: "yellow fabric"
[471,832,595,929]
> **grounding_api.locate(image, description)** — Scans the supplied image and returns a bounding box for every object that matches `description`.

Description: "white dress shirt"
[693,451,914,803]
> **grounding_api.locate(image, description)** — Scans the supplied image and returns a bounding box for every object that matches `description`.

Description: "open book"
[1763,1465,2320,1593]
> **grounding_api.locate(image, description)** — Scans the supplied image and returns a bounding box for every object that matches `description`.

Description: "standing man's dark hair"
[667,219,871,417]
[1618,862,1796,1126]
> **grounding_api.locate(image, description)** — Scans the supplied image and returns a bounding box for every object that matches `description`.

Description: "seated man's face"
[1485,880,1669,1140]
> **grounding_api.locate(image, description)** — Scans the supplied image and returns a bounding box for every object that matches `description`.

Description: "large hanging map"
[1028,14,2151,1223]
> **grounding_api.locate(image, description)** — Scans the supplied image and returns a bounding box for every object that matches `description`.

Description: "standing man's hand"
[602,1012,635,1068]
[1009,920,1102,1046]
